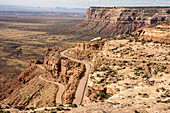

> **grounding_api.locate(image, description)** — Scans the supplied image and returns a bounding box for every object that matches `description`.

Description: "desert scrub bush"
[101,67,107,71]
[154,41,159,43]
[141,39,146,45]
[104,75,108,78]
[162,21,169,25]
[0,110,10,113]
[154,70,158,75]
[88,89,92,92]
[7,103,11,106]
[161,66,167,70]
[122,60,128,63]
[105,82,109,85]
[112,37,116,40]
[29,107,36,110]
[101,100,104,102]
[90,76,94,79]
[165,71,169,74]
[136,66,143,71]
[72,104,78,108]
[142,60,146,63]
[112,63,116,66]
[97,74,100,77]
[142,93,149,98]
[110,73,115,77]
[93,95,97,99]
[147,80,155,86]
[134,110,140,113]
[135,73,140,76]
[52,99,56,106]
[157,99,170,103]
[138,93,142,95]
[129,39,133,42]
[142,74,150,79]
[93,68,99,71]
[97,81,101,84]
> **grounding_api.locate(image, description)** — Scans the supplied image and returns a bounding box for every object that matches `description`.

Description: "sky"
[0,0,170,8]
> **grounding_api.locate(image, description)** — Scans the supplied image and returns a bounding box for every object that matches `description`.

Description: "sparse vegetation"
[0,8,170,113]
[136,66,142,70]
[72,104,78,108]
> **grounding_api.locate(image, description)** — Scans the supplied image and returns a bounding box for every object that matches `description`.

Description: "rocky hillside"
[0,47,86,109]
[0,65,58,108]
[73,7,170,37]
[1,35,170,112]
[65,37,170,113]
[138,21,170,43]
[0,11,170,112]
[43,47,86,104]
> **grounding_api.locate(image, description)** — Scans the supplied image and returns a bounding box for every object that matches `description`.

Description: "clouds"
[0,0,169,8]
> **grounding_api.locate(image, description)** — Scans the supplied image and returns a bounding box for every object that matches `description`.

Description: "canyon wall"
[73,7,170,37]
[138,21,170,43]
[0,47,86,107]
[43,47,86,104]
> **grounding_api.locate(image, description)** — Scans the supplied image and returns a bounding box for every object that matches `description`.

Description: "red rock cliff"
[73,7,170,37]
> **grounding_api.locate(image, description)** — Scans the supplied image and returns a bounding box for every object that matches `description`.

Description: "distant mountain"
[0,5,87,13]
[0,5,42,11]
[55,7,87,12]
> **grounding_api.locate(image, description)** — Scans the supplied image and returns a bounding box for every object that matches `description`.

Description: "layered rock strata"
[43,47,86,104]
[73,7,170,37]
[138,21,170,43]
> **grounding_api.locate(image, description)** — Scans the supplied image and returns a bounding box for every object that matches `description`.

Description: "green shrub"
[134,110,140,113]
[136,66,142,70]
[162,66,167,70]
[97,81,101,84]
[97,74,100,77]
[101,100,104,102]
[90,76,94,79]
[157,99,170,103]
[29,107,36,110]
[154,41,159,43]
[72,104,78,108]
[154,71,158,75]
[142,60,146,63]
[142,93,149,98]
[122,60,128,63]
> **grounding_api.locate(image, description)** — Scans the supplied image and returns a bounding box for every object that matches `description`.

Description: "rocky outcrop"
[28,60,43,67]
[65,39,106,61]
[0,65,54,107]
[73,7,170,37]
[0,46,86,107]
[138,21,170,43]
[43,47,86,104]
[75,41,104,51]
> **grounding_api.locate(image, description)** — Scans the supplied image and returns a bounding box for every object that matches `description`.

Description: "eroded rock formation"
[138,21,170,43]
[0,47,86,107]
[73,7,170,37]
[43,47,86,104]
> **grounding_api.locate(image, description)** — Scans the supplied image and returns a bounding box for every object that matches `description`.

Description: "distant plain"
[0,13,88,78]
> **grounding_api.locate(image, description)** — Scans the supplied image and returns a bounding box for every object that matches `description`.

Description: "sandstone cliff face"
[43,47,86,104]
[73,7,170,37]
[65,40,105,61]
[138,21,170,43]
[75,40,104,51]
